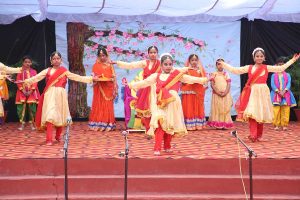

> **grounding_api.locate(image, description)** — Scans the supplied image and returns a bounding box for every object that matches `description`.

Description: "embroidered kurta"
[15,68,40,104]
[270,72,296,107]
[222,58,296,123]
[129,69,207,136]
[25,67,93,128]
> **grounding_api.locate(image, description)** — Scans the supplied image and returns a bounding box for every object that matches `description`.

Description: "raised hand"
[110,60,117,65]
[293,53,300,61]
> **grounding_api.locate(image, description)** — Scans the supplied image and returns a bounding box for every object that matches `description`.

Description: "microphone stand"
[63,118,72,200]
[231,130,257,200]
[121,131,129,200]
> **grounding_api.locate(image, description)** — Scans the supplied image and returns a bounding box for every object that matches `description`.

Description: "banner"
[56,21,241,118]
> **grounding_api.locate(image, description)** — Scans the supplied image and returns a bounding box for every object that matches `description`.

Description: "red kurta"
[15,68,40,104]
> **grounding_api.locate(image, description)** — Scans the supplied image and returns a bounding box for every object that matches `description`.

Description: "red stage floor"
[1,121,299,159]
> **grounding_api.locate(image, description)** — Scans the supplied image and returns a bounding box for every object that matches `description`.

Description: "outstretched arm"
[0,62,21,74]
[115,60,146,69]
[180,74,208,85]
[129,73,157,90]
[267,54,300,73]
[219,61,249,75]
[25,69,48,85]
[66,71,93,84]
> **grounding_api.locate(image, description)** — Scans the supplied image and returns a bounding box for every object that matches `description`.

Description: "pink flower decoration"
[109,34,116,40]
[142,54,147,59]
[135,50,141,56]
[148,33,155,38]
[137,32,145,41]
[198,40,205,47]
[95,31,104,36]
[176,37,183,42]
[92,43,99,50]
[170,48,176,55]
[158,35,165,42]
[123,32,132,39]
[116,47,123,53]
[106,44,113,52]
[184,42,193,50]
[193,39,200,44]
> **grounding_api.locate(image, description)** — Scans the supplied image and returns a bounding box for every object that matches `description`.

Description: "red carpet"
[0,121,299,159]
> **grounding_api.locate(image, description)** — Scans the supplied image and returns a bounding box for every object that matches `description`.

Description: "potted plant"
[285,56,300,121]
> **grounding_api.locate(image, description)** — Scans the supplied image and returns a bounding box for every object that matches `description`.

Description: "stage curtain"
[240,18,300,120]
[0,15,55,122]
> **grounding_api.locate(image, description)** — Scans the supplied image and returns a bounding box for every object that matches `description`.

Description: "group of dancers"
[0,46,299,155]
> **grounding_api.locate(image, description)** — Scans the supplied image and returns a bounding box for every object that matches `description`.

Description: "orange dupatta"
[156,70,184,108]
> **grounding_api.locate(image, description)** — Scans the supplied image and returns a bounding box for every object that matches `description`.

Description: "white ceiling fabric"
[0,0,299,24]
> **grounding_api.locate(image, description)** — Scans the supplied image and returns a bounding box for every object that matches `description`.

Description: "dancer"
[218,48,299,142]
[128,53,208,155]
[88,46,117,131]
[207,58,233,129]
[113,46,161,133]
[270,57,297,131]
[181,54,207,130]
[24,51,98,145]
[0,62,21,125]
[15,56,40,130]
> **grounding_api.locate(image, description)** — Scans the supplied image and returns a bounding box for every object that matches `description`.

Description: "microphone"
[119,130,129,157]
[231,130,237,137]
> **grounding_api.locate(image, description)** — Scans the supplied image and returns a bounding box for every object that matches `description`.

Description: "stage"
[0,121,300,200]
